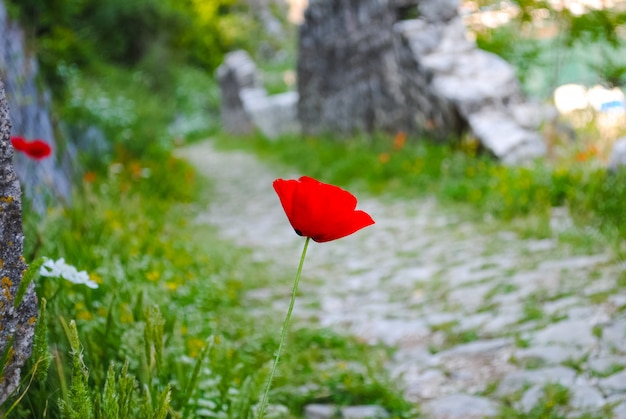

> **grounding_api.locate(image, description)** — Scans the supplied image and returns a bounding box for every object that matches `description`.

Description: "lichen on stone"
[0,79,37,404]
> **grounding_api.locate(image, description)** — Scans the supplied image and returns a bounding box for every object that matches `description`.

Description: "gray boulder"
[216,50,261,135]
[217,50,301,139]
[243,91,301,139]
[422,394,499,419]
[394,14,549,164]
[418,0,461,23]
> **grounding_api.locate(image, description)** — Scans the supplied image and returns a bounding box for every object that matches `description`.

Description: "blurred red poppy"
[273,176,374,243]
[10,136,27,151]
[10,136,52,160]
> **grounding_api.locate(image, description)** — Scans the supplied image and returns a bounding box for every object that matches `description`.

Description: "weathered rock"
[298,0,413,135]
[425,48,520,113]
[243,91,301,138]
[497,367,577,396]
[599,369,626,394]
[613,400,626,419]
[0,79,38,404]
[402,368,448,400]
[587,356,626,376]
[566,384,606,412]
[599,320,626,353]
[297,0,549,164]
[395,14,548,164]
[435,338,512,357]
[532,319,598,348]
[466,109,546,165]
[537,254,611,271]
[217,50,301,139]
[216,50,261,135]
[518,383,605,413]
[421,394,499,419]
[418,0,461,23]
[514,345,579,367]
[342,405,389,419]
[303,404,389,419]
[304,404,335,419]
[481,311,522,334]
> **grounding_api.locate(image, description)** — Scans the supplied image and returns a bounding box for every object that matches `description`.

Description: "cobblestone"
[179,142,626,418]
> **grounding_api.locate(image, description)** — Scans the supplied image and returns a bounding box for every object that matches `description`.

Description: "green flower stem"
[258,237,310,418]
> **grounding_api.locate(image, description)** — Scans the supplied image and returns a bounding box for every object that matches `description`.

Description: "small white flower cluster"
[40,258,98,289]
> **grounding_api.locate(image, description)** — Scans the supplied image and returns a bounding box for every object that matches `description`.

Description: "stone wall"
[0,0,72,212]
[297,0,549,164]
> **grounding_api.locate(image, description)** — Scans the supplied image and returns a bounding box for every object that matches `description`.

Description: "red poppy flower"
[10,136,52,160]
[10,136,27,151]
[273,176,375,243]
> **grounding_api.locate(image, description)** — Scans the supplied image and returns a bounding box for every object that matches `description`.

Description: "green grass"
[1,67,415,418]
[498,383,614,419]
[6,150,414,418]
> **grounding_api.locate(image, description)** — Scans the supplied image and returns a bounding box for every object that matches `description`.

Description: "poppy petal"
[10,137,52,160]
[273,176,374,242]
[290,177,326,237]
[25,140,52,159]
[273,178,300,233]
[302,178,355,241]
[10,136,27,151]
[313,210,374,242]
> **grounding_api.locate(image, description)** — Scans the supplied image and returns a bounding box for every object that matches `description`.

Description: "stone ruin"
[219,0,553,164]
[217,50,301,138]
[298,0,552,164]
[297,0,460,140]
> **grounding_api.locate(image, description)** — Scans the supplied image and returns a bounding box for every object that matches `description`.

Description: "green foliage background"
[6,0,255,72]
[475,0,626,92]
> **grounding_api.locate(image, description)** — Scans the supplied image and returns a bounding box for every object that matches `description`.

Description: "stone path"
[179,141,626,419]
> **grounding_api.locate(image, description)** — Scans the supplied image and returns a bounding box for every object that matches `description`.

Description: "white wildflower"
[40,258,98,289]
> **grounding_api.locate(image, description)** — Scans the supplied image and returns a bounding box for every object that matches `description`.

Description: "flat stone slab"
[304,404,336,419]
[532,319,598,348]
[587,356,626,376]
[304,404,389,419]
[342,405,389,419]
[436,338,513,357]
[466,109,546,163]
[599,369,626,394]
[513,345,579,366]
[422,394,499,419]
[518,383,605,413]
[243,91,301,139]
[613,401,626,419]
[497,367,577,396]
